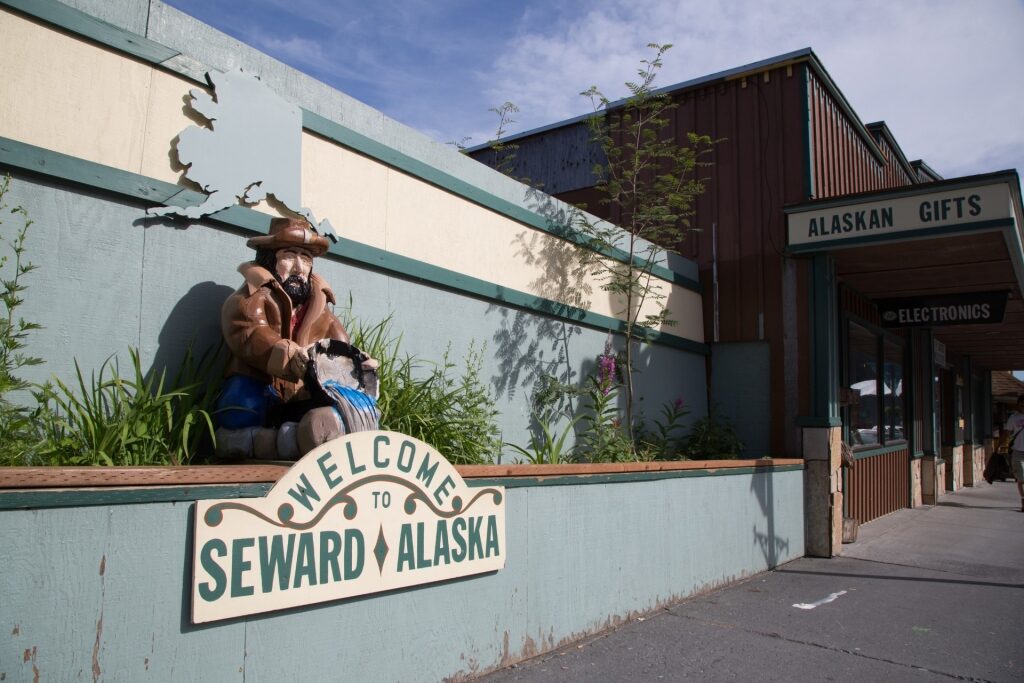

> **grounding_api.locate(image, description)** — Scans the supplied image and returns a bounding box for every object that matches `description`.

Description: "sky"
[161,0,1024,180]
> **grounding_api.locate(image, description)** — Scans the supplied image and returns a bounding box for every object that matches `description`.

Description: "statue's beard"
[280,274,310,306]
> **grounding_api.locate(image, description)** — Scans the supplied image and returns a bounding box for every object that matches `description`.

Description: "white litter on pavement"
[792,590,847,610]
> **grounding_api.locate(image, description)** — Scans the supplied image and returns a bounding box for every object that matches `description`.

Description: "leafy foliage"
[345,311,501,465]
[575,374,633,463]
[635,397,690,460]
[35,346,222,466]
[679,407,744,459]
[576,43,716,446]
[0,175,45,465]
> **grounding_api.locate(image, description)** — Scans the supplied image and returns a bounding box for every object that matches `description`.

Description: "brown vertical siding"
[660,64,809,452]
[807,72,915,198]
[840,286,882,326]
[847,449,910,523]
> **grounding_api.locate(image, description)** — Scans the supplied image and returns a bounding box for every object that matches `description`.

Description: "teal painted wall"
[2,173,707,450]
[0,469,803,681]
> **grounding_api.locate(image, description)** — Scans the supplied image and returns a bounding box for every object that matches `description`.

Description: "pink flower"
[597,354,617,394]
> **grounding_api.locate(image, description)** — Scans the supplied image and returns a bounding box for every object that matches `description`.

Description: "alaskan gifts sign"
[192,431,506,623]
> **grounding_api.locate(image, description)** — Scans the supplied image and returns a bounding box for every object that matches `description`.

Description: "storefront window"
[848,322,879,446]
[883,339,904,441]
[846,321,906,448]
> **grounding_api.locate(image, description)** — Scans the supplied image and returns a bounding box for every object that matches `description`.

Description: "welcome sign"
[192,431,506,623]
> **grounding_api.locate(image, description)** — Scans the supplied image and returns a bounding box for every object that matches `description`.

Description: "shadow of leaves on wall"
[488,187,597,409]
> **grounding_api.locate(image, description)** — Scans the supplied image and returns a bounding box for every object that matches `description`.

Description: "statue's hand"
[268,339,309,380]
[288,344,310,378]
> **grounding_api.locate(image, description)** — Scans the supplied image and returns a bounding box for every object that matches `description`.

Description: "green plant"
[635,397,690,460]
[345,311,501,465]
[506,409,580,465]
[576,44,716,445]
[36,347,220,466]
[576,371,633,463]
[0,175,47,466]
[680,407,743,459]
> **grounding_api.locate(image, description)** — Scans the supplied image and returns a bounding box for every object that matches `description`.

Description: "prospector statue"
[215,217,379,460]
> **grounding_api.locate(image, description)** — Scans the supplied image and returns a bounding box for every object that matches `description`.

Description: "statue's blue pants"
[215,374,281,429]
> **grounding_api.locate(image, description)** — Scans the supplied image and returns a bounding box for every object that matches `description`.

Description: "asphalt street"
[478,480,1024,682]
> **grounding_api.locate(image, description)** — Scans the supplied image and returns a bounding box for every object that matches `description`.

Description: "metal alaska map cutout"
[192,431,507,623]
[149,68,336,240]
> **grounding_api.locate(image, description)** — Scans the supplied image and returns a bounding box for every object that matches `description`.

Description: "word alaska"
[192,432,505,623]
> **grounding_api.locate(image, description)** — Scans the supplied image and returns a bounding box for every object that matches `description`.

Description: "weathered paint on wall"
[0,468,804,681]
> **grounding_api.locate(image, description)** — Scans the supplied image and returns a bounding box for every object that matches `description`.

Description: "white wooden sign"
[192,431,506,623]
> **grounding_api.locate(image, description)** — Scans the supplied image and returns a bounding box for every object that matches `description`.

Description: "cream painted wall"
[0,8,703,341]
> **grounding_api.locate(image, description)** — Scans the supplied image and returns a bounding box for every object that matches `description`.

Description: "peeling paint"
[22,646,38,683]
[92,616,103,682]
[93,554,106,682]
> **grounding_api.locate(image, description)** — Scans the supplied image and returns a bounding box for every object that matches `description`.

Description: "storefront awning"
[785,171,1024,369]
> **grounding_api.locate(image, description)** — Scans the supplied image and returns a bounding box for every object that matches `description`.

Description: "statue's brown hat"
[246,217,329,257]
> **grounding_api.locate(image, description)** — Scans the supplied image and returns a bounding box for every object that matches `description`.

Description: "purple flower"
[597,354,617,394]
[673,397,684,410]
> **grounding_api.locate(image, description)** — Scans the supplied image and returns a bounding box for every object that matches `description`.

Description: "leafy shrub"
[635,397,690,460]
[679,407,744,459]
[0,175,45,466]
[346,312,501,465]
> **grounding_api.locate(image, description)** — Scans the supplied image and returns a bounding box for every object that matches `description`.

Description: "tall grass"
[346,312,501,465]
[36,346,222,466]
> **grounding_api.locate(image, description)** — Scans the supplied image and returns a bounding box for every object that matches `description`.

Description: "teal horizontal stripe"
[0,136,708,354]
[304,111,701,293]
[469,463,803,489]
[0,464,802,509]
[0,0,700,294]
[0,484,274,510]
[2,0,180,64]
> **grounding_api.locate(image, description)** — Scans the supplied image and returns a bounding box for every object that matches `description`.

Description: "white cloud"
[164,0,1024,179]
[471,0,1024,179]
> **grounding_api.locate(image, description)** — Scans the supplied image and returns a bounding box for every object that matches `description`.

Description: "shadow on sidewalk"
[776,567,1024,590]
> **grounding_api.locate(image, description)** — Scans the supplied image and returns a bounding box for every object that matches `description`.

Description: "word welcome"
[191,431,506,623]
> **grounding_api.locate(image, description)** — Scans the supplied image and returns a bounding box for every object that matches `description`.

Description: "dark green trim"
[852,442,910,460]
[800,64,815,200]
[2,0,180,64]
[786,219,1016,255]
[0,464,803,509]
[0,484,274,510]
[808,254,838,423]
[0,0,700,293]
[0,137,708,354]
[784,170,1022,215]
[469,464,803,489]
[303,111,700,292]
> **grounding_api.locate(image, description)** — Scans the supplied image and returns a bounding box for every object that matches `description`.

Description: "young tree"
[578,43,715,443]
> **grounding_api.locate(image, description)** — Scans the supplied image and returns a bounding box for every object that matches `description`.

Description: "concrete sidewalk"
[478,481,1024,682]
